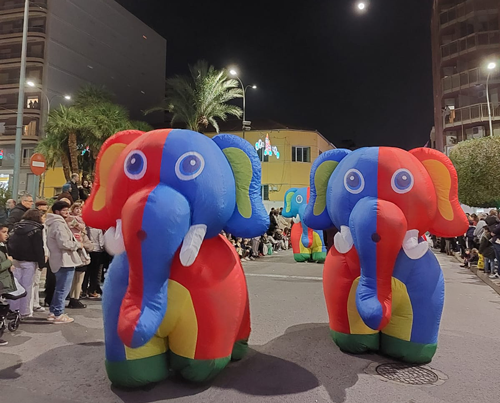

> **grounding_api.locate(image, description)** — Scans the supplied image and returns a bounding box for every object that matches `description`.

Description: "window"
[292,146,311,162]
[22,147,34,166]
[257,148,269,162]
[261,185,269,201]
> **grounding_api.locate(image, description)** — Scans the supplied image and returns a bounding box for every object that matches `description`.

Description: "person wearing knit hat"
[57,184,74,205]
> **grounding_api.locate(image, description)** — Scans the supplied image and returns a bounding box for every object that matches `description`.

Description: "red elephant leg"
[168,235,250,381]
[324,247,380,353]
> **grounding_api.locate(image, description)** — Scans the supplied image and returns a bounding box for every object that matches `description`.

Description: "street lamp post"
[12,0,30,199]
[486,62,497,137]
[229,69,257,140]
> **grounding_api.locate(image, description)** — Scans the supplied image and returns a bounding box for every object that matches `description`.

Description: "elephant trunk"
[349,197,407,331]
[117,185,192,348]
[298,204,312,248]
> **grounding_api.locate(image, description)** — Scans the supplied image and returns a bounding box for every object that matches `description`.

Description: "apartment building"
[431,0,499,154]
[0,0,166,193]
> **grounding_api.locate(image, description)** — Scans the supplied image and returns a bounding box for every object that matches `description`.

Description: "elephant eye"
[175,151,205,181]
[392,169,414,194]
[344,169,365,194]
[124,150,147,180]
[296,195,303,204]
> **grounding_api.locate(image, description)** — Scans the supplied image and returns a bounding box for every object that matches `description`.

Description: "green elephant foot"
[294,253,313,262]
[380,334,437,364]
[311,252,326,263]
[231,339,249,361]
[330,330,379,354]
[105,352,169,388]
[169,351,231,383]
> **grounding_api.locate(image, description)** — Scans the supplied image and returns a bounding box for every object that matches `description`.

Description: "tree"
[38,85,153,180]
[449,136,500,208]
[147,60,243,133]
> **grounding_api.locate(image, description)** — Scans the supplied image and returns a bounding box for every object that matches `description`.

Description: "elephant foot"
[105,352,169,388]
[330,330,379,354]
[231,339,249,361]
[311,252,326,263]
[169,351,231,382]
[294,253,312,262]
[380,334,437,364]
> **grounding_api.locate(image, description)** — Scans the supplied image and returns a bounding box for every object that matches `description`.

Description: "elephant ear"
[410,147,469,238]
[303,149,351,230]
[282,188,298,218]
[212,134,270,237]
[83,130,145,230]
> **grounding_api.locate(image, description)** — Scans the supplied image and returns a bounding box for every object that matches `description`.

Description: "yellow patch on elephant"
[93,143,128,211]
[124,335,167,361]
[313,160,338,216]
[285,191,295,214]
[156,280,198,359]
[382,278,413,342]
[223,148,252,219]
[422,159,453,221]
[347,278,378,335]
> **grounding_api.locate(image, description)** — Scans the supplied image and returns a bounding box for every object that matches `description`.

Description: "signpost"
[30,153,46,198]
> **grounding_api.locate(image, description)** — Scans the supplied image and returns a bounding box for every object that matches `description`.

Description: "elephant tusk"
[180,224,207,267]
[293,214,301,224]
[334,225,354,254]
[104,219,125,256]
[402,229,429,260]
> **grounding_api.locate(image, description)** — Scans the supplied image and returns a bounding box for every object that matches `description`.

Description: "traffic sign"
[30,153,47,176]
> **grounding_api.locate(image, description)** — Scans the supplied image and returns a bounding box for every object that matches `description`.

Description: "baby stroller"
[0,278,26,338]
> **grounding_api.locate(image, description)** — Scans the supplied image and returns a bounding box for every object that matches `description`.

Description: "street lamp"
[228,68,257,140]
[357,2,366,10]
[486,61,497,137]
[356,2,368,12]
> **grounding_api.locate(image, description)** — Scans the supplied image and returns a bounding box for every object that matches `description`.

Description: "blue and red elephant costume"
[83,129,269,387]
[282,187,327,263]
[303,147,468,364]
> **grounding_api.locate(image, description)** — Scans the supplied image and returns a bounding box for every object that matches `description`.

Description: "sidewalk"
[444,249,500,296]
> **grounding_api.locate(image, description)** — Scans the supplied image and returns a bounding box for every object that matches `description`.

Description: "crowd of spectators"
[431,209,500,279]
[0,174,110,345]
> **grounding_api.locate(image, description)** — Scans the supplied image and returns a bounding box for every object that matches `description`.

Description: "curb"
[450,253,500,296]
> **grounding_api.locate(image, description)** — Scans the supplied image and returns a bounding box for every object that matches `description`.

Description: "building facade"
[0,0,166,194]
[431,0,500,154]
[207,120,335,209]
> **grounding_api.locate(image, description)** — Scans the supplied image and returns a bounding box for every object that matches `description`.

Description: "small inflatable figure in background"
[303,147,468,364]
[282,187,326,263]
[83,129,269,387]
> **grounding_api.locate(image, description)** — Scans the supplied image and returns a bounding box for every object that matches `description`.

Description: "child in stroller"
[0,224,25,346]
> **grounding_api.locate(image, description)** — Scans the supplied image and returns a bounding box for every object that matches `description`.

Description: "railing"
[441,31,500,59]
[442,66,499,93]
[440,0,499,27]
[0,1,47,12]
[444,103,500,127]
[0,26,46,36]
[0,52,44,60]
[0,104,42,114]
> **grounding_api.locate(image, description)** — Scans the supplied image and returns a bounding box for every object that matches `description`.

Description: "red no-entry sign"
[30,153,47,176]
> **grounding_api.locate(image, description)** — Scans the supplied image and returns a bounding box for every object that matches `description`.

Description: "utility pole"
[13,0,30,198]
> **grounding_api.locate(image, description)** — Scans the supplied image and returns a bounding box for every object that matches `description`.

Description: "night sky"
[115,0,434,150]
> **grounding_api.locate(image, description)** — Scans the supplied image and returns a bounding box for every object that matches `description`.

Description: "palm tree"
[147,60,243,133]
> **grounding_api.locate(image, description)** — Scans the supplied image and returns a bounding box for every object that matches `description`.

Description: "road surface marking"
[245,273,323,281]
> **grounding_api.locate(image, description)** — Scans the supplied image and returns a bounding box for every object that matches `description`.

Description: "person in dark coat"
[6,194,33,230]
[79,180,91,201]
[478,227,496,274]
[68,173,80,202]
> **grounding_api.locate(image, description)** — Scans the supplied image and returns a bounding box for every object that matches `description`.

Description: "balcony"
[0,26,46,43]
[440,0,498,29]
[0,1,47,17]
[442,66,499,94]
[0,104,41,118]
[441,31,500,60]
[444,103,500,128]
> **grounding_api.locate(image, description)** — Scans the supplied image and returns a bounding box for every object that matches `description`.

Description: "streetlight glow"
[27,81,35,87]
[64,95,71,100]
[252,85,257,89]
[487,62,497,70]
[229,69,238,76]
[357,2,366,10]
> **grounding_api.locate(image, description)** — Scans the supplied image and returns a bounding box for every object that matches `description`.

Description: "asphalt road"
[0,250,499,403]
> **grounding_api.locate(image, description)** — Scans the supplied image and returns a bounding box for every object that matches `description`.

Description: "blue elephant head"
[282,187,312,247]
[83,129,269,348]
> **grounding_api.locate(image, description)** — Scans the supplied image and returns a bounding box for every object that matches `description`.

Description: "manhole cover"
[375,363,439,385]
